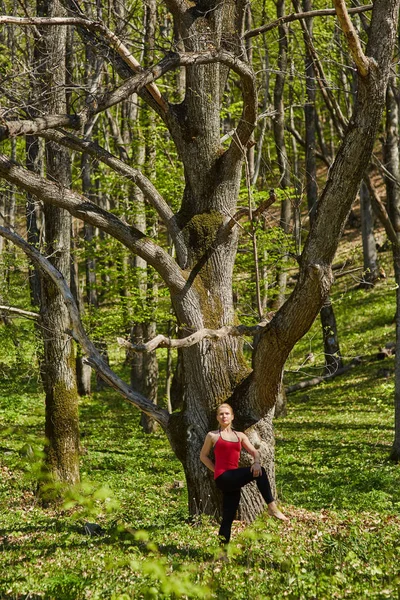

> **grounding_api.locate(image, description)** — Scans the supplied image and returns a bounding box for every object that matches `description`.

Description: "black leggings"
[215,467,274,543]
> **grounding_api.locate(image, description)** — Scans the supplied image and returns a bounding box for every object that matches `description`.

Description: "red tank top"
[214,431,241,479]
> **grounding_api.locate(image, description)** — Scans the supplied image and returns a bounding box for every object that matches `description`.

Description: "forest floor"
[1,240,400,599]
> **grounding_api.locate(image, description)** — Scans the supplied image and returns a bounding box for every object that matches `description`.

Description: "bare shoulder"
[207,430,220,445]
[236,431,249,444]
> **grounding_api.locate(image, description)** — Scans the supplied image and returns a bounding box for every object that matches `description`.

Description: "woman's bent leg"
[215,467,281,542]
[216,467,274,504]
[215,467,254,492]
[255,467,274,504]
[219,489,241,544]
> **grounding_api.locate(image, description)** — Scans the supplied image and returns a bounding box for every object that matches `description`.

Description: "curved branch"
[38,129,188,267]
[117,320,272,353]
[0,15,167,112]
[0,226,170,429]
[333,0,371,77]
[175,50,257,155]
[0,153,187,294]
[244,4,373,39]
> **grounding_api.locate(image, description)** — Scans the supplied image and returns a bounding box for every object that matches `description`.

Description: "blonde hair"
[216,403,234,416]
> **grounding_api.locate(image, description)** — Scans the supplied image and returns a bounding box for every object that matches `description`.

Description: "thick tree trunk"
[169,335,263,520]
[37,0,80,487]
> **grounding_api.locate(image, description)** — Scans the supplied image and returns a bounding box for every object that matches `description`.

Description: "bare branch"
[0,153,187,294]
[333,0,371,77]
[223,189,278,234]
[0,15,167,112]
[117,320,273,353]
[86,53,179,116]
[0,305,40,320]
[0,226,170,428]
[372,154,400,189]
[365,175,399,247]
[2,49,255,154]
[244,4,373,39]
[38,129,188,267]
[285,123,331,167]
[0,115,80,142]
[285,359,360,394]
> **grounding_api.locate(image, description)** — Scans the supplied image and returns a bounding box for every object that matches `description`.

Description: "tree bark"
[272,0,291,310]
[360,179,380,286]
[25,136,42,307]
[139,0,159,434]
[70,220,91,396]
[320,300,343,375]
[301,0,343,376]
[391,244,400,461]
[383,78,400,461]
[37,0,80,487]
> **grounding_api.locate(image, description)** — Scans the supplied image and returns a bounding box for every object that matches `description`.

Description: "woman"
[200,403,288,543]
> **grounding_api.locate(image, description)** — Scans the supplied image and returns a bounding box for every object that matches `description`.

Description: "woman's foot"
[267,502,289,521]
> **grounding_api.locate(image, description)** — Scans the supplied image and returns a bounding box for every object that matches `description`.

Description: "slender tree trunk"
[71,220,91,396]
[25,136,42,306]
[303,0,318,221]
[320,300,342,375]
[273,0,291,309]
[289,59,301,255]
[391,244,400,461]
[252,45,269,187]
[384,78,400,461]
[359,179,380,286]
[133,0,160,434]
[301,0,342,375]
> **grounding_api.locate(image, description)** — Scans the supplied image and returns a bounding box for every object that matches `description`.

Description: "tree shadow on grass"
[279,421,392,433]
[0,519,216,567]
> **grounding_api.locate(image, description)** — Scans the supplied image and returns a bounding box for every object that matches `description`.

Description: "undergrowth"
[1,276,400,599]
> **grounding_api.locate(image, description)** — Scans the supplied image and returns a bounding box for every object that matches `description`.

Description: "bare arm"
[199,433,216,473]
[240,433,262,477]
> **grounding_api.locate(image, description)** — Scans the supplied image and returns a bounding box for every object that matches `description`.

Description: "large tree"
[0,0,399,518]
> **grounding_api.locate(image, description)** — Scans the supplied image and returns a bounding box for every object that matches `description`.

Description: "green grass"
[1,274,400,599]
